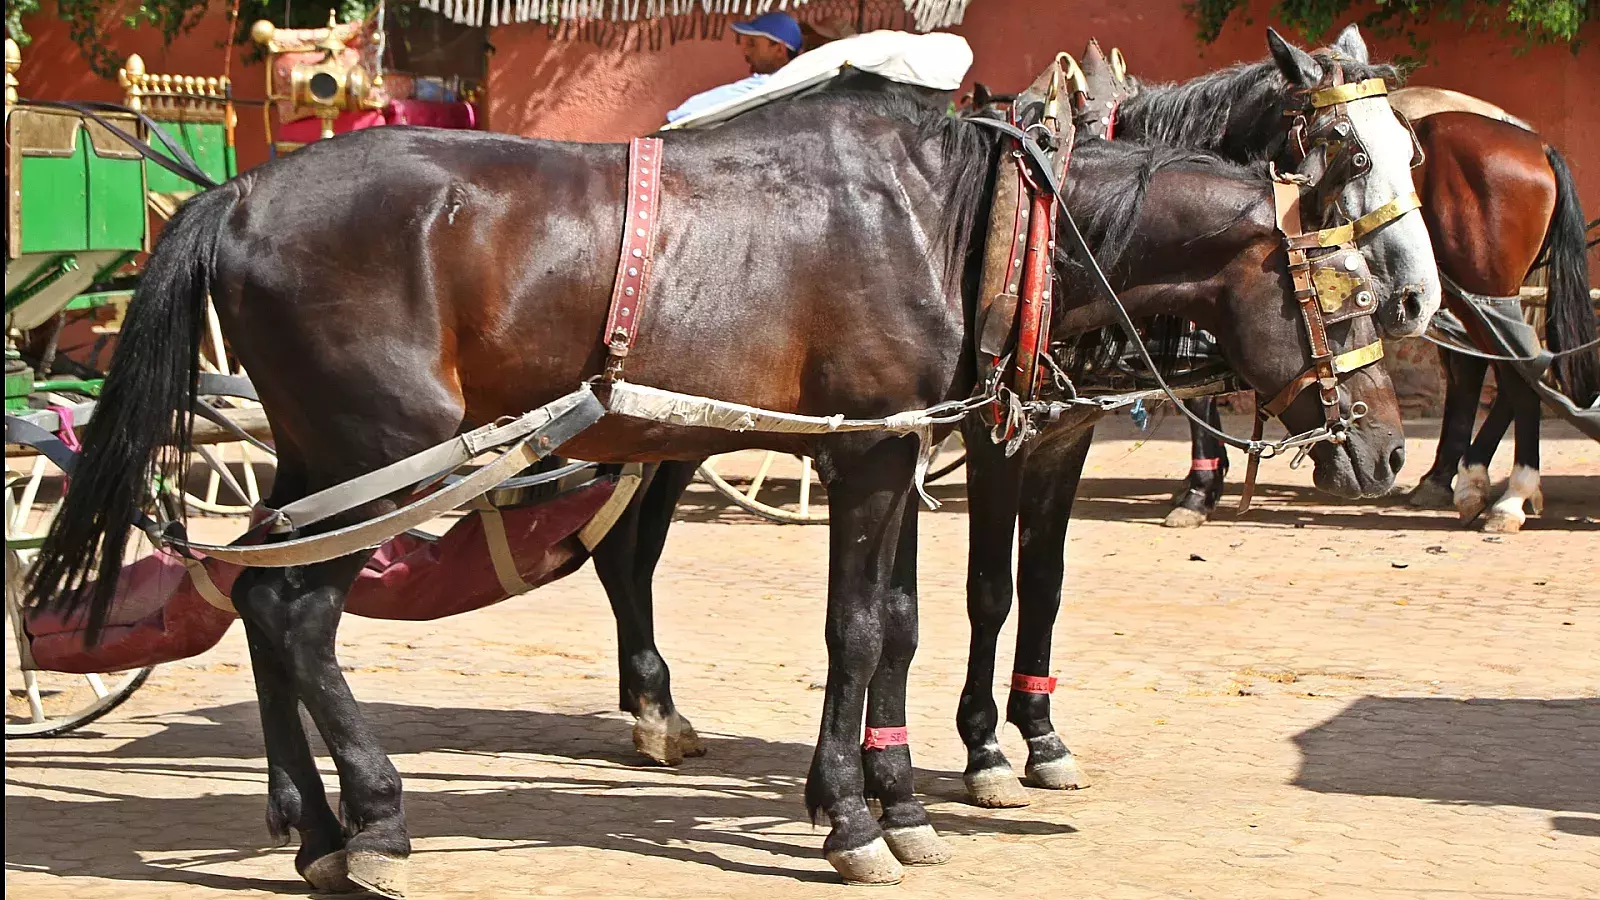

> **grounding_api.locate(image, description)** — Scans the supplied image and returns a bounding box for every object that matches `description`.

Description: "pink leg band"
[862,726,909,751]
[1190,457,1222,471]
[1011,673,1058,694]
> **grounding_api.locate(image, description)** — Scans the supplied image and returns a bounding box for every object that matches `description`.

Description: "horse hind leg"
[1165,398,1227,528]
[1010,430,1091,792]
[234,565,356,893]
[863,498,952,868]
[593,461,704,765]
[1454,380,1514,523]
[232,521,411,898]
[1483,377,1543,533]
[954,419,1030,809]
[805,435,923,885]
[1411,348,1488,509]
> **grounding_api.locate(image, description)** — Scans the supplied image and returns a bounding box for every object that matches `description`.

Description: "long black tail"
[1541,145,1599,407]
[26,184,240,641]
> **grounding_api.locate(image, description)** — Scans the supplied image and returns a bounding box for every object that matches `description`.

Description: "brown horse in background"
[1166,99,1597,531]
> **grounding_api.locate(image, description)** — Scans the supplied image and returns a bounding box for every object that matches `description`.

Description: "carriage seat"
[663,30,974,131]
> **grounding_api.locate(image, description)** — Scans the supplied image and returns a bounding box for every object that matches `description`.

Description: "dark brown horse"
[1165,97,1597,532]
[585,28,1427,807]
[26,54,1420,890]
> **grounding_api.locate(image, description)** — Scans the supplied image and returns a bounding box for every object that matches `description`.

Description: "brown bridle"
[1236,65,1424,512]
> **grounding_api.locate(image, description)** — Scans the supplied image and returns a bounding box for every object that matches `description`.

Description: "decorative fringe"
[414,0,970,31]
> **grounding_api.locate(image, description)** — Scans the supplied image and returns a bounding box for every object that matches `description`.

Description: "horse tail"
[26,183,240,641]
[1541,145,1599,407]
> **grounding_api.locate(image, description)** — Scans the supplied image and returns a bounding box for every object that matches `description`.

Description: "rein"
[966,116,1361,465]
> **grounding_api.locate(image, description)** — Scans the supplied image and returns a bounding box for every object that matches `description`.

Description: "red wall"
[483,3,1599,213]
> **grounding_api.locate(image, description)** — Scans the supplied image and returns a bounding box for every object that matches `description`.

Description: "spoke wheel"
[180,299,276,516]
[5,469,153,738]
[698,451,828,524]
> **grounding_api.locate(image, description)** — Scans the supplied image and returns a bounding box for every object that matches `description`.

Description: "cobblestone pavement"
[7,417,1598,900]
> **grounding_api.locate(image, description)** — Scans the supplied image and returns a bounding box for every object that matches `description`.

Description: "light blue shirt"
[665,74,771,124]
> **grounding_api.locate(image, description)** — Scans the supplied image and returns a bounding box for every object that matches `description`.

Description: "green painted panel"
[148,120,231,193]
[86,142,146,251]
[18,150,90,253]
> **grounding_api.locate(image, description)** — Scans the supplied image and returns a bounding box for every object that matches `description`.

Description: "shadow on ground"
[673,473,1599,531]
[5,702,1070,892]
[1292,696,1600,813]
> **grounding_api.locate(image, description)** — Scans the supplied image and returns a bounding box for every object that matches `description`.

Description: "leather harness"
[602,136,665,383]
[589,56,1419,494]
[1235,65,1423,512]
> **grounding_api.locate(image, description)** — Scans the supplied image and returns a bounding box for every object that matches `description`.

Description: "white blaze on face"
[1337,91,1441,337]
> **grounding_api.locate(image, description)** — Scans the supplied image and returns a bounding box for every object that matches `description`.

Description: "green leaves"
[9,1,384,79]
[1185,1,1591,58]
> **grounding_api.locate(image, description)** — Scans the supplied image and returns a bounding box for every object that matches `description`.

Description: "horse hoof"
[632,715,704,765]
[302,850,359,894]
[963,767,1030,808]
[1025,754,1087,790]
[883,825,953,866]
[1406,479,1453,509]
[1453,463,1490,522]
[826,837,904,886]
[347,850,409,899]
[1162,505,1208,528]
[1480,509,1524,534]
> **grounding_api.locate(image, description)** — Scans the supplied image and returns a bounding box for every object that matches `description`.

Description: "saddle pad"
[665,30,973,131]
[1389,87,1532,131]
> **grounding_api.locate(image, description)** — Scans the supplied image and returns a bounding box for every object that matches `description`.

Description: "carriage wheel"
[698,452,829,524]
[5,469,153,738]
[181,298,276,516]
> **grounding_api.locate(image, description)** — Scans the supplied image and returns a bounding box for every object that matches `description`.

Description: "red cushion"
[384,100,478,130]
[275,108,388,143]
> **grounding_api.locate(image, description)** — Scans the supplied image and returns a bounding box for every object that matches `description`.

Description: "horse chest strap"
[602,136,664,380]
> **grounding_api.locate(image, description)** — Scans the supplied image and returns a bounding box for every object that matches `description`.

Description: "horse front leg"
[1165,397,1228,528]
[1482,374,1543,533]
[237,549,410,899]
[953,417,1029,808]
[805,435,919,885]
[592,460,704,764]
[1410,348,1488,509]
[862,491,952,867]
[1009,428,1092,791]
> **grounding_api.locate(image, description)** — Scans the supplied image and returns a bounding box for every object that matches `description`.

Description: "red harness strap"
[1011,673,1058,694]
[602,137,665,381]
[862,726,909,751]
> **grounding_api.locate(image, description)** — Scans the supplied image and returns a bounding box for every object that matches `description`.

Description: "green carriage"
[5,38,253,736]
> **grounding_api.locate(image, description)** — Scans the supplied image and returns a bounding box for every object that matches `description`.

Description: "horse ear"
[1332,23,1369,62]
[1267,27,1322,87]
[973,82,993,107]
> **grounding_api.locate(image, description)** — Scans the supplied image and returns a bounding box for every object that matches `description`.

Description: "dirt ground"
[6,415,1598,900]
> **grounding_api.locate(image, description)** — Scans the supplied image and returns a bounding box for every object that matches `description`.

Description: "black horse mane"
[1117,50,1403,162]
[1070,140,1265,274]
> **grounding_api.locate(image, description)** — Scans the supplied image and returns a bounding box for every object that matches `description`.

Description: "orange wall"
[13,0,1599,208]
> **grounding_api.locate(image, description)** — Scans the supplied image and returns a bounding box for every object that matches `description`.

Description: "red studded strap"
[602,137,664,380]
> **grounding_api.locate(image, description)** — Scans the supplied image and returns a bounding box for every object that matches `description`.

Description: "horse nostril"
[1403,288,1424,323]
[1388,444,1406,474]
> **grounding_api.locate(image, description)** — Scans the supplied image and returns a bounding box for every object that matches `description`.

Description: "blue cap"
[731,12,803,53]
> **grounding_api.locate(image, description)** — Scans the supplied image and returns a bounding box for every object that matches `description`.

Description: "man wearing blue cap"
[665,12,805,124]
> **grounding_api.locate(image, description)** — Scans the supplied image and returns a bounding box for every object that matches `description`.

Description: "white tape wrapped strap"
[605,381,980,507]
